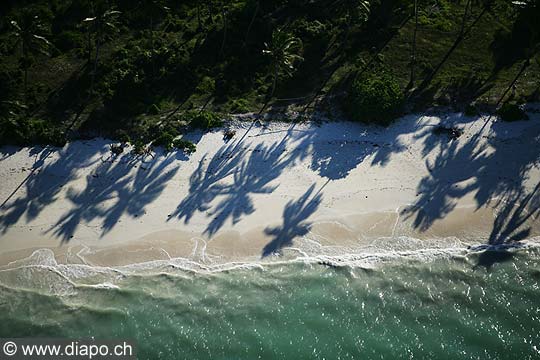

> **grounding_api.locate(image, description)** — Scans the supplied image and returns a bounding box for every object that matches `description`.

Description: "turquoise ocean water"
[0,246,539,359]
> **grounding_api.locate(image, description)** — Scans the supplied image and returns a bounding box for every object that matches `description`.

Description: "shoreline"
[1,234,539,279]
[1,111,539,268]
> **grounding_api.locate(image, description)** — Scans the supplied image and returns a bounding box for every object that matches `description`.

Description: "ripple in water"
[0,247,539,359]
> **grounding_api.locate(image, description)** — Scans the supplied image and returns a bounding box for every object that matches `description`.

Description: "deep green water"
[1,248,540,359]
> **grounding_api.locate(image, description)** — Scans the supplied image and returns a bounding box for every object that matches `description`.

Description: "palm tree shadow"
[400,136,486,231]
[397,118,540,269]
[488,182,540,246]
[262,183,323,257]
[0,144,98,235]
[204,139,296,236]
[475,249,515,269]
[168,140,249,224]
[306,122,409,180]
[171,124,311,235]
[473,181,540,268]
[47,154,180,243]
[0,146,19,161]
[402,120,540,234]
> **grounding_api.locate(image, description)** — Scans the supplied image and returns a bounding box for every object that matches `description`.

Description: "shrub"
[54,30,84,51]
[186,110,223,130]
[464,104,478,117]
[346,72,403,126]
[228,98,250,113]
[115,130,131,144]
[152,132,175,151]
[147,103,161,115]
[196,76,216,95]
[45,128,67,147]
[0,116,66,147]
[173,138,196,154]
[132,139,147,155]
[102,71,148,116]
[497,103,528,122]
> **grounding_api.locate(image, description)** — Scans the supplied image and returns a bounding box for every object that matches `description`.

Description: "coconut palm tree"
[259,29,303,114]
[244,0,260,46]
[332,0,370,33]
[219,2,229,58]
[10,12,51,99]
[408,0,419,89]
[417,0,493,91]
[347,0,370,23]
[494,0,539,107]
[139,0,170,78]
[301,0,370,114]
[82,3,121,92]
[140,1,169,53]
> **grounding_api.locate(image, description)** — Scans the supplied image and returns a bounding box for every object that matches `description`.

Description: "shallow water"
[1,247,540,359]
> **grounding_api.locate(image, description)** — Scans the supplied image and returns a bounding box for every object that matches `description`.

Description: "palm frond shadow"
[0,144,98,235]
[401,120,540,268]
[46,153,181,243]
[262,183,323,257]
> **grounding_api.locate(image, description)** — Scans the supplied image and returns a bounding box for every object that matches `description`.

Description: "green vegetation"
[0,0,538,145]
[259,28,304,113]
[186,110,224,130]
[150,131,196,154]
[152,131,175,151]
[464,104,478,117]
[346,71,404,125]
[227,98,250,113]
[497,103,529,122]
[173,138,196,154]
[0,115,66,147]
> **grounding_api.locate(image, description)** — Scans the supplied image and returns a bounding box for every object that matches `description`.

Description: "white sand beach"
[1,110,540,267]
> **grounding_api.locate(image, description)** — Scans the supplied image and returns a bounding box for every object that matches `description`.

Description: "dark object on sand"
[110,143,124,156]
[224,129,236,141]
[433,126,463,140]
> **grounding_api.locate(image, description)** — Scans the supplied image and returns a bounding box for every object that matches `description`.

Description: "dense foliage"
[0,0,538,145]
[497,103,529,122]
[186,110,224,130]
[346,71,403,125]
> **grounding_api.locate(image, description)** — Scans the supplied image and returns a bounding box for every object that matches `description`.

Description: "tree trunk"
[258,63,278,115]
[197,3,202,30]
[90,35,100,94]
[150,15,155,79]
[87,27,92,63]
[244,1,259,46]
[24,68,28,100]
[22,40,29,101]
[219,5,227,58]
[271,64,278,99]
[408,0,418,89]
[496,58,530,108]
[417,2,487,91]
[206,1,215,23]
[478,58,530,133]
[301,6,355,114]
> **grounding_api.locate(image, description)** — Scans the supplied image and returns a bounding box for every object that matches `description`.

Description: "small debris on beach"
[433,126,463,140]
[109,144,124,156]
[223,129,236,141]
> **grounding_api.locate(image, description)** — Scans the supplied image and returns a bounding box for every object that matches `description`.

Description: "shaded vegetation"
[497,103,529,122]
[186,110,224,130]
[173,138,196,154]
[346,70,404,125]
[0,0,538,145]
